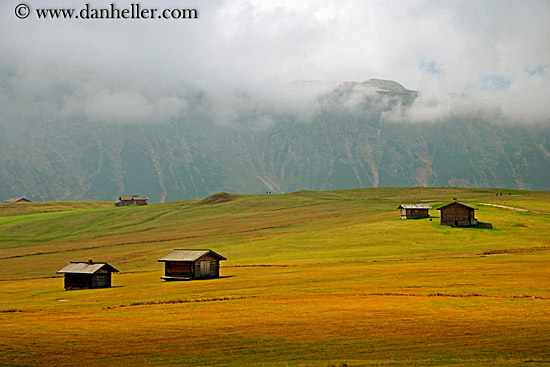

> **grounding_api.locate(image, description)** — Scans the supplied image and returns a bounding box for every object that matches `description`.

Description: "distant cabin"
[158,249,227,281]
[115,195,149,207]
[397,204,432,219]
[4,197,31,203]
[437,201,478,227]
[57,260,119,290]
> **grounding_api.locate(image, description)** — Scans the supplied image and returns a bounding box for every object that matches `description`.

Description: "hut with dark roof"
[436,200,478,227]
[4,197,31,203]
[57,260,119,290]
[158,249,226,281]
[115,195,149,207]
[397,204,432,219]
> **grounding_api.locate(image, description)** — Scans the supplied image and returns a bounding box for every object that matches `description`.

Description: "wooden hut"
[158,249,226,281]
[436,201,478,227]
[115,195,149,207]
[57,260,119,290]
[4,197,31,203]
[397,204,432,219]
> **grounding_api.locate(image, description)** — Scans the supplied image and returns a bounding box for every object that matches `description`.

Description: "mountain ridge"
[1,80,548,202]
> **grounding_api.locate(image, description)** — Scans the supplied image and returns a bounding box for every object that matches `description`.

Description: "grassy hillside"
[1,187,549,366]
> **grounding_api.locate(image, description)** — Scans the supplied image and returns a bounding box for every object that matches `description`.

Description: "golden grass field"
[1,187,549,366]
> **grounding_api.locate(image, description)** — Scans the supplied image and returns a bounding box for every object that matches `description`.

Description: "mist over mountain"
[1,79,548,203]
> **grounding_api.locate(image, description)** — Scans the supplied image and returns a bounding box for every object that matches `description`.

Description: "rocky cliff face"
[1,80,549,202]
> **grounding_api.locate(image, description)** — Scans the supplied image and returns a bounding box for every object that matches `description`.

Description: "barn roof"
[436,201,477,211]
[158,249,227,262]
[397,204,432,209]
[4,197,31,203]
[57,262,119,274]
[119,195,149,201]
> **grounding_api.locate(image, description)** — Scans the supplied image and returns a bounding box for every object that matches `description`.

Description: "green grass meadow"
[0,187,549,366]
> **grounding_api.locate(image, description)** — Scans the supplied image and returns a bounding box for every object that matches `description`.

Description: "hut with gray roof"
[4,197,31,203]
[57,260,119,290]
[397,204,432,219]
[158,249,226,281]
[115,195,149,207]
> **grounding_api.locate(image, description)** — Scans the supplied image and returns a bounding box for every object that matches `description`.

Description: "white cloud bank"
[1,0,549,125]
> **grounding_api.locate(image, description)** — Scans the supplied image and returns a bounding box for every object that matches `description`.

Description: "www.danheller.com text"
[15,2,199,20]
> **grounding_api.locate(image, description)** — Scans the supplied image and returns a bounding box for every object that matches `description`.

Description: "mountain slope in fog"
[1,79,548,202]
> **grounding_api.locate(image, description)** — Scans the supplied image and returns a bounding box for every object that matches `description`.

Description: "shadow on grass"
[160,275,234,282]
[476,222,493,229]
[404,216,438,220]
[63,285,124,291]
[452,222,493,229]
[434,221,494,229]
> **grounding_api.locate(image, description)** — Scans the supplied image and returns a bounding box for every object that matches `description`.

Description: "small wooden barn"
[158,249,226,281]
[57,260,119,290]
[437,201,478,227]
[115,195,149,207]
[4,197,31,203]
[397,204,432,219]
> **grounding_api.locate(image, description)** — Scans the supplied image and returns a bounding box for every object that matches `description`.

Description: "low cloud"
[86,90,155,124]
[85,90,186,125]
[486,72,550,124]
[1,0,549,127]
[381,88,493,123]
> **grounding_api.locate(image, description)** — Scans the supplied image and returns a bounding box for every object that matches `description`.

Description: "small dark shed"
[397,204,432,219]
[158,249,226,281]
[437,201,478,227]
[115,195,149,207]
[57,260,119,290]
[4,197,31,203]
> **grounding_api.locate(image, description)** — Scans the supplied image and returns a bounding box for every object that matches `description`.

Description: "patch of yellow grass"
[0,187,549,365]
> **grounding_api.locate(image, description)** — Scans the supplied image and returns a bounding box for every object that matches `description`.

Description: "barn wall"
[163,255,222,279]
[198,255,218,262]
[165,261,195,277]
[407,209,429,218]
[210,261,220,277]
[440,204,476,226]
[195,256,220,278]
[91,272,111,288]
[64,274,92,290]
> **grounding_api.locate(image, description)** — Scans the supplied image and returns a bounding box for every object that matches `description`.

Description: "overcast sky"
[1,0,549,124]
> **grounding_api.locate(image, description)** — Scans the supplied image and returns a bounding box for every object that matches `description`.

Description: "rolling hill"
[1,187,549,366]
